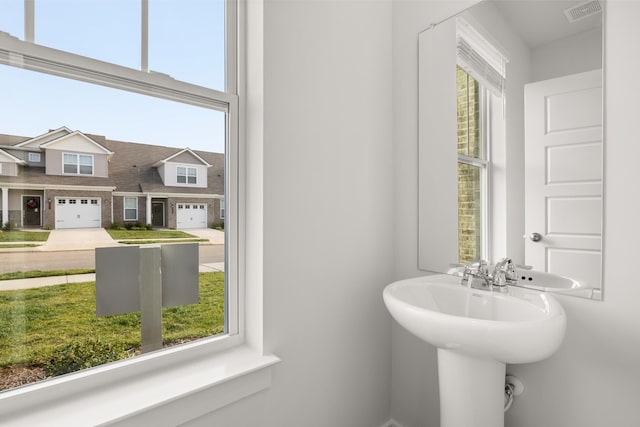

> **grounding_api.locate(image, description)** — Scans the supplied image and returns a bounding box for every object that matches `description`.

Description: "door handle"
[528,232,543,242]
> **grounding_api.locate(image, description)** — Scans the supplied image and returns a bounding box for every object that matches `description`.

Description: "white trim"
[0,183,116,192]
[40,131,113,155]
[0,149,26,164]
[0,34,235,111]
[27,152,41,162]
[113,191,223,199]
[14,126,72,147]
[153,148,212,167]
[124,196,139,221]
[0,341,279,426]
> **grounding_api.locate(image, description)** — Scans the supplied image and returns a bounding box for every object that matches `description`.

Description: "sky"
[0,0,227,153]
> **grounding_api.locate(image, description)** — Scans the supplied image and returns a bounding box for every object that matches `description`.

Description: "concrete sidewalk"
[0,262,225,291]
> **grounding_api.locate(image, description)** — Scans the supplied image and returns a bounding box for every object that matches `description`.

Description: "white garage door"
[176,203,207,229]
[55,198,102,229]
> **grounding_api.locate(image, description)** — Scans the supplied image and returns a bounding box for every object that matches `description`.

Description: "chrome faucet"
[492,257,518,288]
[460,258,516,293]
[461,259,492,290]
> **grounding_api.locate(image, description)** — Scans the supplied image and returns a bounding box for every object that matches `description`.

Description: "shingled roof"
[0,132,224,195]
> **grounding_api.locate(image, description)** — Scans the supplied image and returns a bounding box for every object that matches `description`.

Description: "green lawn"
[118,239,208,245]
[0,231,50,242]
[106,229,197,240]
[0,269,95,281]
[0,272,225,368]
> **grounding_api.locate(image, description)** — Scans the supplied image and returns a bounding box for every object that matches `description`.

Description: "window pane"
[457,66,481,159]
[79,165,93,175]
[149,0,225,90]
[35,0,140,69]
[0,64,227,391]
[0,0,23,39]
[124,198,137,209]
[458,163,482,264]
[79,155,93,166]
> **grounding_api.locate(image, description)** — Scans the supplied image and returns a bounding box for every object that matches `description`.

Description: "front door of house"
[152,202,165,228]
[23,196,41,227]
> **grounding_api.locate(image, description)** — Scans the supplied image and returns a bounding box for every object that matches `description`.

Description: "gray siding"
[45,149,109,177]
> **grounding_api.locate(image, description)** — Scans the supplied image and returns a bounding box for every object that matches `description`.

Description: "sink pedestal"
[438,349,506,427]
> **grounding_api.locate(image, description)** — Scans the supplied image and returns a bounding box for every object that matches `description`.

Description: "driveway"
[38,228,121,252]
[185,228,224,244]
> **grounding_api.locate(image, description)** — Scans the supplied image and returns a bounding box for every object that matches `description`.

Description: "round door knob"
[529,232,543,242]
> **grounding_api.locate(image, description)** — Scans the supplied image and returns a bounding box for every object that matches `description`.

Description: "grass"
[118,239,208,245]
[0,231,50,242]
[0,272,225,368]
[0,269,95,281]
[106,229,196,240]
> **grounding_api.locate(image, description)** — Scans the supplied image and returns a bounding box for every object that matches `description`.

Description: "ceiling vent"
[564,0,602,23]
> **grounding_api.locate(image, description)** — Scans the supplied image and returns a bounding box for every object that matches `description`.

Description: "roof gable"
[40,131,113,155]
[16,126,72,148]
[152,148,212,167]
[0,149,26,164]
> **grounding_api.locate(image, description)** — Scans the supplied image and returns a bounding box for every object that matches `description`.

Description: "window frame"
[123,196,138,221]
[0,1,268,423]
[456,67,492,263]
[28,152,41,162]
[176,165,198,185]
[62,152,94,176]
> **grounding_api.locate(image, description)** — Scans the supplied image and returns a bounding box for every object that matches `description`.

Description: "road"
[0,245,224,274]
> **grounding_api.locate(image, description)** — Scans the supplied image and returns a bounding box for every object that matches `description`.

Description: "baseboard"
[380,420,405,427]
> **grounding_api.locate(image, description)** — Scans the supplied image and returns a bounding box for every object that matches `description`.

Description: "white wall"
[392,1,640,426]
[532,27,603,82]
[149,0,394,425]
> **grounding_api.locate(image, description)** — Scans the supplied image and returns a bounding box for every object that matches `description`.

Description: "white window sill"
[0,339,280,426]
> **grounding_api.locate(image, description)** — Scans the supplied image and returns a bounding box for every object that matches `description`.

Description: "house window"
[455,18,507,264]
[456,66,487,263]
[0,0,242,408]
[63,153,94,175]
[124,197,138,221]
[177,166,197,184]
[28,152,41,162]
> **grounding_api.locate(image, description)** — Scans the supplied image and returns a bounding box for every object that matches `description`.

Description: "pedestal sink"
[383,274,566,427]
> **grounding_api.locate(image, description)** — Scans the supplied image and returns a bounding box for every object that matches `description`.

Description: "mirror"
[418,0,604,299]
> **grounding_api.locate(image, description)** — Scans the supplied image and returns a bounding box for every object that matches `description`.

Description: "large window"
[0,0,238,400]
[63,153,94,175]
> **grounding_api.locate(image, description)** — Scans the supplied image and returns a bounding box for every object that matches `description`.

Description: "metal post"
[139,245,162,353]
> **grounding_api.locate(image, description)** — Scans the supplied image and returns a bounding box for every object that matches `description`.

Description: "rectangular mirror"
[418,0,604,299]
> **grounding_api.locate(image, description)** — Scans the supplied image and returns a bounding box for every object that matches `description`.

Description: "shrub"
[2,221,16,231]
[43,339,130,376]
[145,223,153,230]
[110,222,123,230]
[210,221,224,231]
[124,222,134,230]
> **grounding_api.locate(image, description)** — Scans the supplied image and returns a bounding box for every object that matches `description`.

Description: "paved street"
[0,245,224,274]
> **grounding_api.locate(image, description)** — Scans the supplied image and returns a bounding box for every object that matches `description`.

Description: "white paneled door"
[524,69,602,290]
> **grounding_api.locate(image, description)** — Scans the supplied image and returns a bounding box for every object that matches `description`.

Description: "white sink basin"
[383,274,566,364]
[384,274,566,426]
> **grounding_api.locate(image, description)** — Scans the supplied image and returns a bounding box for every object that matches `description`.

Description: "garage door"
[176,203,207,229]
[55,198,102,229]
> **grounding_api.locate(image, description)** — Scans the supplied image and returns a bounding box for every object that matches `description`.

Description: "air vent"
[564,0,602,23]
